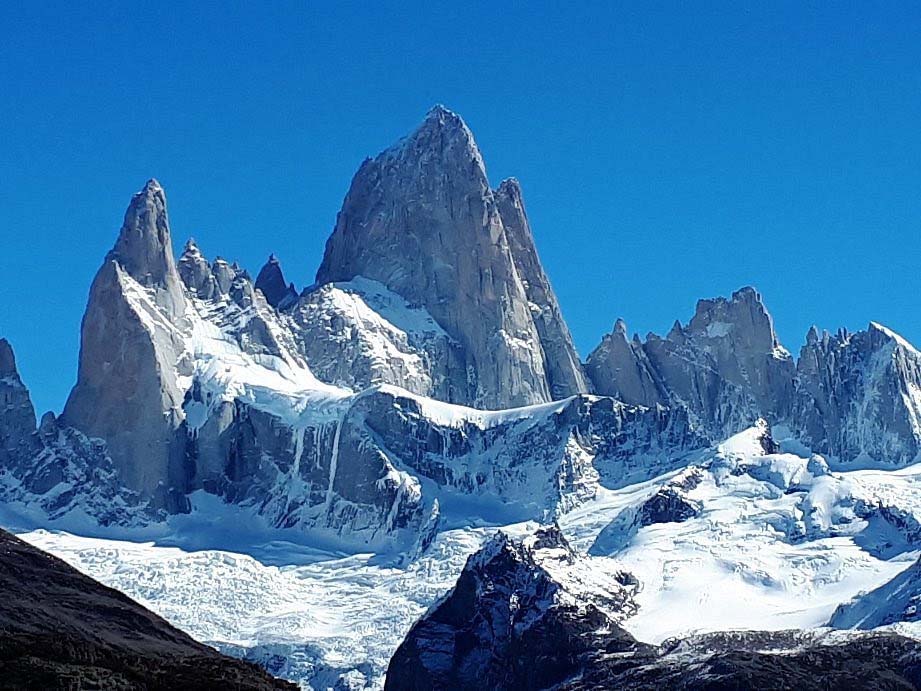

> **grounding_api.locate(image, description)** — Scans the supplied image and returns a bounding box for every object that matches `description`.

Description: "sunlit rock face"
[316,105,587,409]
[62,180,190,509]
[793,322,921,467]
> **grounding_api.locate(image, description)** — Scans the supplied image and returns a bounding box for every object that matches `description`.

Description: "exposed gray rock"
[177,238,218,299]
[255,254,298,309]
[388,527,921,691]
[62,180,190,510]
[587,287,795,438]
[584,319,667,409]
[494,178,589,399]
[793,322,921,467]
[316,105,587,409]
[0,338,39,470]
[290,278,463,400]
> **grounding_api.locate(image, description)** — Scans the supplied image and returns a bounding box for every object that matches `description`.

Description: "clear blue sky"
[2,2,920,416]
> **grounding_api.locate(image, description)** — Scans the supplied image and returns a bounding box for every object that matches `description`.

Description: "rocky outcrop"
[0,339,39,470]
[290,278,462,400]
[387,527,921,691]
[385,526,643,690]
[0,527,295,689]
[62,180,189,510]
[587,287,795,438]
[316,105,587,409]
[255,254,298,309]
[793,322,921,467]
[494,178,589,399]
[584,319,667,408]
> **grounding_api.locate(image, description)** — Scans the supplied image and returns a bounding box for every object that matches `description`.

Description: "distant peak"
[868,321,918,353]
[806,324,820,345]
[182,237,202,255]
[141,178,163,194]
[255,254,295,308]
[613,318,628,337]
[390,105,483,170]
[0,338,17,377]
[424,103,463,125]
[496,177,523,201]
[731,286,762,304]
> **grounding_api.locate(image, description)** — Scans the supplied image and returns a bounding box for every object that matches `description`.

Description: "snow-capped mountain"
[385,523,921,690]
[4,105,921,688]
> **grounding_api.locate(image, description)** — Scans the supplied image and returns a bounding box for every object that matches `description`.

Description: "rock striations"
[3,104,921,559]
[62,179,189,510]
[316,105,587,409]
[586,288,921,467]
[586,287,795,438]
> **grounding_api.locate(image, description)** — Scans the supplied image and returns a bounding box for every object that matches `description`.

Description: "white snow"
[20,424,921,687]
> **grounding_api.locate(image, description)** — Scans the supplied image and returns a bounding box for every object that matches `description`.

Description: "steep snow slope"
[21,424,921,689]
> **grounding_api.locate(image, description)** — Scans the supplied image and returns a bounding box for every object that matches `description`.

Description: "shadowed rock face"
[386,528,921,691]
[255,254,298,309]
[0,338,39,470]
[316,105,587,409]
[0,527,295,689]
[62,180,189,509]
[385,526,644,691]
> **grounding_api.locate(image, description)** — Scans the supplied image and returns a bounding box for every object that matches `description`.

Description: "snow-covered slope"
[7,106,921,689]
[20,423,921,688]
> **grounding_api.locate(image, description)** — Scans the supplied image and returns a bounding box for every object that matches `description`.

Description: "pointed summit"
[0,338,38,470]
[110,180,173,284]
[315,107,587,408]
[379,104,486,186]
[63,182,189,504]
[255,254,297,309]
[0,337,18,378]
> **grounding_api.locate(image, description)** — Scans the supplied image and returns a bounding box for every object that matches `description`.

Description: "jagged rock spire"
[107,179,185,318]
[255,254,297,309]
[587,287,795,436]
[0,338,18,378]
[0,338,38,470]
[315,106,587,408]
[63,181,188,507]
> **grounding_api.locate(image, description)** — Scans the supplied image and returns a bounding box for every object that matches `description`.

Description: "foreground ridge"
[0,527,294,688]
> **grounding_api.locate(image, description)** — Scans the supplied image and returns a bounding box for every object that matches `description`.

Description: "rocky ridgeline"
[386,527,921,690]
[1,105,921,553]
[586,288,921,467]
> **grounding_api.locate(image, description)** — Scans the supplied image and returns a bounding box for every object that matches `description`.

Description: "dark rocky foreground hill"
[0,528,295,690]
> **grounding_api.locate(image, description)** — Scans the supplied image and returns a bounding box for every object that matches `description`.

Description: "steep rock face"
[290,278,462,400]
[255,254,298,309]
[0,339,39,470]
[587,287,795,438]
[0,340,152,526]
[387,527,921,691]
[794,322,921,467]
[316,105,586,409]
[494,178,589,399]
[385,526,644,690]
[584,319,666,409]
[62,180,189,509]
[0,527,295,689]
[353,389,705,517]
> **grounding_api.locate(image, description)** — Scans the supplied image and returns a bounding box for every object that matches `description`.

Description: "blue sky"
[2,2,921,415]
